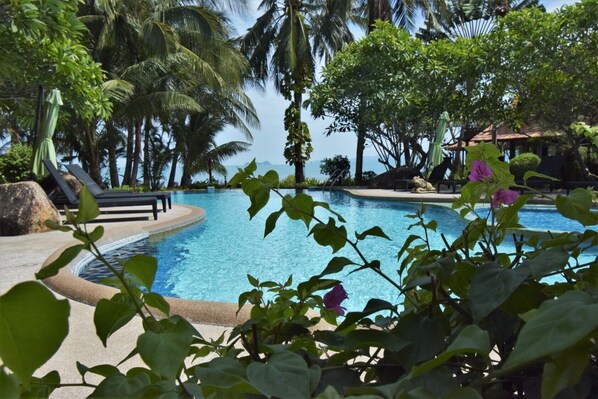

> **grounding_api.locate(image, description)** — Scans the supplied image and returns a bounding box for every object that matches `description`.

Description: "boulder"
[45,172,82,203]
[0,181,62,236]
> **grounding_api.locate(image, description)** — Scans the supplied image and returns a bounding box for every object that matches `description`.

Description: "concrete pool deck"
[0,187,563,396]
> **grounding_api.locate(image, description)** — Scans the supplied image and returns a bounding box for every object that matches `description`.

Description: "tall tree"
[241,0,353,183]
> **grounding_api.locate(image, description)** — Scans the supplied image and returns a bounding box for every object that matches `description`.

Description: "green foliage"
[509,152,541,180]
[320,155,350,181]
[2,144,598,398]
[0,0,110,122]
[0,143,33,183]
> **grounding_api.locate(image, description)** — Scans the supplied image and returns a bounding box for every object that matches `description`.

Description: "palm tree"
[172,111,251,187]
[416,0,544,42]
[77,0,253,186]
[241,0,354,183]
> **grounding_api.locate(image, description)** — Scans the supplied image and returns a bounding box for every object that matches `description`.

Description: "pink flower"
[323,284,348,315]
[492,189,519,208]
[469,160,493,182]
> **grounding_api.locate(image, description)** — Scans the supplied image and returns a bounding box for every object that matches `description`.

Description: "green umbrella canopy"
[32,89,63,177]
[426,111,450,178]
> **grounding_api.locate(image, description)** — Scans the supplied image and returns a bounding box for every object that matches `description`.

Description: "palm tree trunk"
[106,122,120,188]
[355,124,366,184]
[294,90,305,183]
[85,123,102,184]
[168,152,179,188]
[122,121,134,186]
[143,119,150,187]
[208,159,213,184]
[130,119,142,188]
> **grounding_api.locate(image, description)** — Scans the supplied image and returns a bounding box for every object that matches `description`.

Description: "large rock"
[0,181,61,236]
[370,167,422,188]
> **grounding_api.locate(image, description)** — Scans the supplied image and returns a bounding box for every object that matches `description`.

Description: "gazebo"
[446,123,564,162]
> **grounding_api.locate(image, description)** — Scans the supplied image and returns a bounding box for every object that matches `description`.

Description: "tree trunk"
[168,152,179,188]
[368,0,391,31]
[122,121,134,186]
[294,90,305,183]
[106,124,120,188]
[130,119,142,188]
[143,118,151,187]
[85,122,102,185]
[355,125,366,185]
[207,159,213,184]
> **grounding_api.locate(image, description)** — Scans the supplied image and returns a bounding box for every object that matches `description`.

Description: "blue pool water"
[81,190,593,311]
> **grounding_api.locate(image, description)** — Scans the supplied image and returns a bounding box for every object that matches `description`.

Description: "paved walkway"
[0,204,231,397]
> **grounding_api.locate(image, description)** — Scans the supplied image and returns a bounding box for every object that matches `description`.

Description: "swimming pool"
[80,190,591,311]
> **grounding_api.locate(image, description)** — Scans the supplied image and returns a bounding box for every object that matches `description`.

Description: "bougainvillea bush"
[1,143,597,398]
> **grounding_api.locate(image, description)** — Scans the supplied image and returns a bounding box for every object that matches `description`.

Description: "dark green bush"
[509,152,541,179]
[320,155,350,181]
[0,143,34,184]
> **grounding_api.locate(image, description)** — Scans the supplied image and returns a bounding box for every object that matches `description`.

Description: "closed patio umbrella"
[32,89,62,177]
[426,111,450,178]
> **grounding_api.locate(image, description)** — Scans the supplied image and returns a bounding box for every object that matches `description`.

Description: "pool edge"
[41,204,252,327]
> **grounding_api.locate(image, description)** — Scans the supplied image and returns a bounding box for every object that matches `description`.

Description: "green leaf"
[309,218,347,253]
[411,325,491,378]
[504,291,598,370]
[469,262,530,322]
[296,276,338,300]
[0,368,19,399]
[523,170,559,182]
[265,209,283,237]
[124,255,157,290]
[94,294,137,347]
[541,346,590,399]
[337,299,396,332]
[89,225,104,242]
[0,282,69,388]
[319,257,357,277]
[89,372,150,398]
[261,170,279,187]
[555,189,598,226]
[246,351,314,399]
[242,179,270,219]
[23,370,60,398]
[77,186,100,223]
[355,226,390,241]
[44,219,71,232]
[137,316,195,380]
[143,292,170,316]
[282,193,314,228]
[344,330,407,352]
[522,247,569,278]
[35,244,84,279]
[196,358,259,396]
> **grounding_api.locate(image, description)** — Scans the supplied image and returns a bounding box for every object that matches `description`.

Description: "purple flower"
[492,189,519,208]
[469,160,493,182]
[323,284,348,316]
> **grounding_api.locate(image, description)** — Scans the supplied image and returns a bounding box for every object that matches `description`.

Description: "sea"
[201,156,388,183]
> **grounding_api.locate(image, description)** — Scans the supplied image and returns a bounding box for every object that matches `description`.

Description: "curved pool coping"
[41,204,252,326]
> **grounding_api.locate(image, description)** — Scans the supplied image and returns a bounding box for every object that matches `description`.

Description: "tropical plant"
[3,141,598,397]
[0,0,109,147]
[240,0,354,183]
[509,152,540,180]
[416,0,544,42]
[0,143,33,184]
[320,155,350,181]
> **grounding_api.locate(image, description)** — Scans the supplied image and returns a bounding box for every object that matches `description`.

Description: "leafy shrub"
[0,143,33,183]
[509,152,541,179]
[2,143,598,398]
[362,170,377,185]
[320,155,350,181]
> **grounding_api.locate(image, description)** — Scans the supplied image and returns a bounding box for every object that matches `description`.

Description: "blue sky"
[218,0,579,165]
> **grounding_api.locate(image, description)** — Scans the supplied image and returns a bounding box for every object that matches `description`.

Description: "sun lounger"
[42,160,158,220]
[66,164,171,213]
